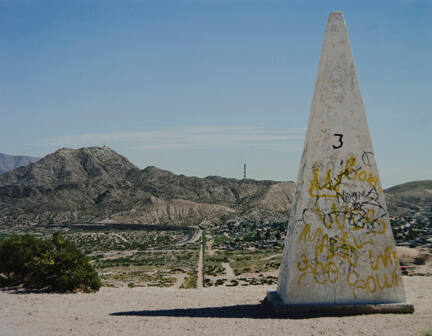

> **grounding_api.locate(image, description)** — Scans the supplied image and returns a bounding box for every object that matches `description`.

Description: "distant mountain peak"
[0,152,40,175]
[0,146,138,186]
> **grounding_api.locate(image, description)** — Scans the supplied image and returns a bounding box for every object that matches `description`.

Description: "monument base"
[265,291,414,316]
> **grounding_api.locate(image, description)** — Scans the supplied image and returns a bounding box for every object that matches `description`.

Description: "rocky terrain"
[386,180,432,217]
[0,146,294,226]
[0,146,430,231]
[0,152,39,174]
[385,181,432,248]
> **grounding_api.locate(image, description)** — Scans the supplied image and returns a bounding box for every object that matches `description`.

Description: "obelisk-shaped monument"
[268,12,413,314]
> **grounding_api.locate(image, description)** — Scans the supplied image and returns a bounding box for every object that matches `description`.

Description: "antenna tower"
[243,163,246,179]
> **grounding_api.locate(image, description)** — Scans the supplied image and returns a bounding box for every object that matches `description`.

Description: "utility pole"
[243,163,246,179]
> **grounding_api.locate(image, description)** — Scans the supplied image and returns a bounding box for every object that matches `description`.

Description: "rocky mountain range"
[0,153,39,174]
[0,146,429,227]
[0,146,294,226]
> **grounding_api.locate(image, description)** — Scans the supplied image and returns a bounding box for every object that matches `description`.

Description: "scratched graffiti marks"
[296,152,400,298]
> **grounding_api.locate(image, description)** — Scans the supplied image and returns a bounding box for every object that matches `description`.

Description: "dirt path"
[262,254,282,261]
[222,262,235,280]
[206,235,216,256]
[89,249,138,260]
[173,274,186,289]
[113,233,128,243]
[196,243,204,289]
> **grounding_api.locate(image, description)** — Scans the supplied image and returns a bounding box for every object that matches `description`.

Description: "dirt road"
[197,242,204,289]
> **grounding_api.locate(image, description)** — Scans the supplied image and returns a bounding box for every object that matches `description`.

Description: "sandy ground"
[397,247,432,276]
[1,276,431,336]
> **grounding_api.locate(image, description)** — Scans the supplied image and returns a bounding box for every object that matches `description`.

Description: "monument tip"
[329,11,344,20]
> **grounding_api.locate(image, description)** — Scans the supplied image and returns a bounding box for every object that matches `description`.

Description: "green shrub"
[0,233,101,292]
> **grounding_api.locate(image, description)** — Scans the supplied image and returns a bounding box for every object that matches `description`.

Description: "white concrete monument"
[267,12,413,314]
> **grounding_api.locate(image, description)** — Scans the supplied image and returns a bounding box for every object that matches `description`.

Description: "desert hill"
[0,152,39,174]
[0,146,429,227]
[384,180,432,217]
[0,146,294,226]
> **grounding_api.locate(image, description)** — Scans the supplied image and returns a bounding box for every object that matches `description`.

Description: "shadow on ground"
[109,303,350,319]
[110,299,392,319]
[110,304,275,319]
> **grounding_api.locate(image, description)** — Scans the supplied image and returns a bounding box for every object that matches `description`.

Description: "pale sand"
[1,276,431,336]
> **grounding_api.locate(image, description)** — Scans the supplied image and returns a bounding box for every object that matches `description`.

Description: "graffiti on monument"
[294,148,401,298]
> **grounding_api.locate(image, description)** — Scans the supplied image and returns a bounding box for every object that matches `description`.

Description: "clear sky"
[1,0,431,187]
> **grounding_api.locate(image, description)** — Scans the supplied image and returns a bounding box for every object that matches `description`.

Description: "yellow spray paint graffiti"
[346,267,400,298]
[297,222,364,268]
[295,154,398,298]
[297,254,339,288]
[309,156,382,198]
[345,246,400,298]
[368,246,398,271]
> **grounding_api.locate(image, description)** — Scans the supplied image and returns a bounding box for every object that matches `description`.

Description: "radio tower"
[243,163,246,179]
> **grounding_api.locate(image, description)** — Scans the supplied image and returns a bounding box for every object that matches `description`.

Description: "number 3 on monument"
[333,133,343,149]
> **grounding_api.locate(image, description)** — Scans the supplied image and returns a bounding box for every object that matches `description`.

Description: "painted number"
[332,133,343,149]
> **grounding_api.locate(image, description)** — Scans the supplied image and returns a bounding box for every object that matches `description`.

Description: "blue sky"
[0,0,431,187]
